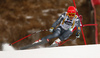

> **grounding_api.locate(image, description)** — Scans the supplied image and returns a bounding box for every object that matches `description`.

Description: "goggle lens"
[68,13,75,17]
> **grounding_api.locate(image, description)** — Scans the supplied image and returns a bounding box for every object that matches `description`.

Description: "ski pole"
[10,29,48,45]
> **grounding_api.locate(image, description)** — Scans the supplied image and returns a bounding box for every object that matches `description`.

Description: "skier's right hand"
[76,32,80,38]
[49,27,54,32]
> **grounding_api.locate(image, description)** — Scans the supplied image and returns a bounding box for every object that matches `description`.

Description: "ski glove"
[76,32,80,38]
[49,27,54,32]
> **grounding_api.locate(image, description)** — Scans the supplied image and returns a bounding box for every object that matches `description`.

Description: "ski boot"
[49,38,61,47]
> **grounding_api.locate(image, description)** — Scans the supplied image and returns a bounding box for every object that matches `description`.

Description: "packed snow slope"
[0,44,100,58]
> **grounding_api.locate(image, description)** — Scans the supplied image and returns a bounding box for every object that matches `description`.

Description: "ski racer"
[34,6,81,47]
[20,6,81,49]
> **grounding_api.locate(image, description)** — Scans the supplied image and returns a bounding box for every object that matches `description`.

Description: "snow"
[42,9,49,16]
[65,3,68,6]
[42,9,58,13]
[42,9,50,13]
[58,13,62,16]
[2,43,15,51]
[0,44,100,58]
[26,16,33,19]
[37,18,46,26]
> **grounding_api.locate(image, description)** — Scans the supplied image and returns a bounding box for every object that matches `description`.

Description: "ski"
[20,40,48,50]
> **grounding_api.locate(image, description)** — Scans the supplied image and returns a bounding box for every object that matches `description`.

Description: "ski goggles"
[68,13,76,17]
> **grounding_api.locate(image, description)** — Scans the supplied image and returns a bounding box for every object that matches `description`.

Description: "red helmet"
[67,6,76,14]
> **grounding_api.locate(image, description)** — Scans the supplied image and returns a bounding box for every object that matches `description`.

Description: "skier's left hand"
[49,27,54,32]
[76,32,80,38]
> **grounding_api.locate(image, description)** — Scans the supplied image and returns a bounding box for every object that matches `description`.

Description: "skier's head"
[67,6,76,20]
